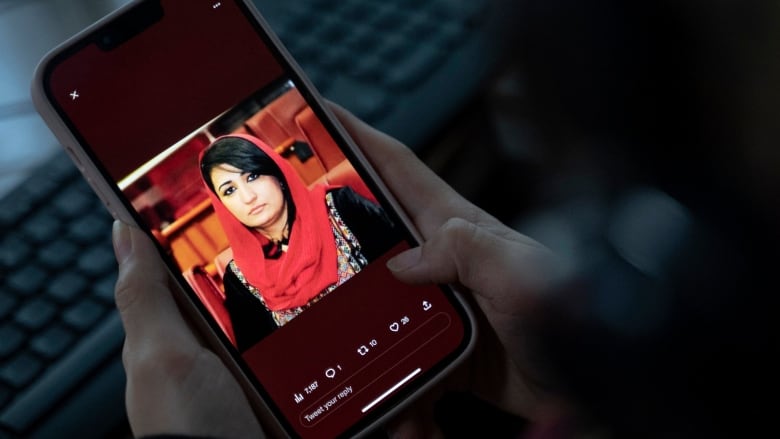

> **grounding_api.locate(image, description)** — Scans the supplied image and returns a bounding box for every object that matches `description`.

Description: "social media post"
[242,247,468,438]
[44,0,406,352]
[90,79,402,352]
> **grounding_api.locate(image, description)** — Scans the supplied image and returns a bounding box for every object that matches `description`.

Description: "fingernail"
[386,247,422,272]
[112,221,131,264]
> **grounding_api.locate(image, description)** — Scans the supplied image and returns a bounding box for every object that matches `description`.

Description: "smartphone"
[31,1,475,437]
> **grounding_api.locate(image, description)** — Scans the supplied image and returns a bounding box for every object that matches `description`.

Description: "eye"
[221,186,236,197]
[246,172,260,182]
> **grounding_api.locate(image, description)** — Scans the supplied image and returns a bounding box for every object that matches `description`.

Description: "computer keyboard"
[274,0,487,123]
[0,150,122,437]
[261,0,507,148]
[0,0,512,437]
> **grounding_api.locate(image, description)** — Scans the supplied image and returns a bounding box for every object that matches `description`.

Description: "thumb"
[387,217,554,314]
[112,221,199,350]
[387,217,557,414]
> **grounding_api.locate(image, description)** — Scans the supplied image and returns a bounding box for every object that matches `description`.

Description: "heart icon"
[389,322,400,332]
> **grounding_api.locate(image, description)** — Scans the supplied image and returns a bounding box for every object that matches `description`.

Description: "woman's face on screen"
[211,163,287,232]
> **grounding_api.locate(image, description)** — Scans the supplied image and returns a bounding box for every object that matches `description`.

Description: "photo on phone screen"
[34,1,473,437]
[121,79,403,351]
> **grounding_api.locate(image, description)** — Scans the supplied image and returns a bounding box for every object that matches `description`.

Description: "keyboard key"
[315,19,348,43]
[374,33,409,64]
[0,324,25,359]
[340,1,375,21]
[0,236,31,271]
[0,383,10,410]
[441,0,488,26]
[14,298,57,331]
[6,265,47,298]
[47,272,88,305]
[0,292,17,320]
[384,43,445,89]
[17,176,63,205]
[0,352,43,389]
[403,12,437,39]
[348,54,385,82]
[432,20,467,50]
[341,26,381,53]
[46,154,80,184]
[0,195,33,228]
[317,46,351,70]
[77,243,116,277]
[63,300,105,332]
[285,6,318,30]
[92,273,118,305]
[21,211,61,244]
[366,8,405,32]
[53,183,95,219]
[14,155,75,207]
[68,212,111,244]
[31,325,76,360]
[325,75,391,122]
[38,239,80,271]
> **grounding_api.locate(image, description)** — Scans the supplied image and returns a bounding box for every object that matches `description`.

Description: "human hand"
[331,105,561,436]
[112,103,557,438]
[113,221,264,438]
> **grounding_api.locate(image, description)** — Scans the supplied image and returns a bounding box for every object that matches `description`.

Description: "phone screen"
[39,1,471,437]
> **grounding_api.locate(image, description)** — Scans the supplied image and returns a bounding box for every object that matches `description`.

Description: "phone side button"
[80,175,123,221]
[62,146,85,172]
[60,146,122,218]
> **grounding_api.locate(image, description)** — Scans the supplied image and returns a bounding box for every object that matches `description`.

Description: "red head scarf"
[200,134,338,310]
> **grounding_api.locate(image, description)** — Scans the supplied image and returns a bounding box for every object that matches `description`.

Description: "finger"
[387,217,555,396]
[113,222,264,438]
[387,217,551,305]
[329,103,491,237]
[112,221,199,351]
[387,218,554,417]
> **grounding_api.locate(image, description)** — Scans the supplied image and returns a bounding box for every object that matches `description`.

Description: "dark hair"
[201,136,296,244]
[201,137,284,192]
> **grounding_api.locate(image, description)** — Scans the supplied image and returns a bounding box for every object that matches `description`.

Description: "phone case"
[31,1,476,437]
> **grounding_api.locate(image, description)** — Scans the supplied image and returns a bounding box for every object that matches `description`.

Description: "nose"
[237,184,256,204]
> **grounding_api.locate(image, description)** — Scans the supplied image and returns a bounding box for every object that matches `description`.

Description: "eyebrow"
[217,178,234,192]
[217,171,251,192]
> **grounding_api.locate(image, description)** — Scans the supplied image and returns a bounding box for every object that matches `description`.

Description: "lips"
[249,204,266,215]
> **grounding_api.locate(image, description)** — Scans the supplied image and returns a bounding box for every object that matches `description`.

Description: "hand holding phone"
[114,222,264,438]
[332,106,552,436]
[33,1,477,437]
[114,105,552,438]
